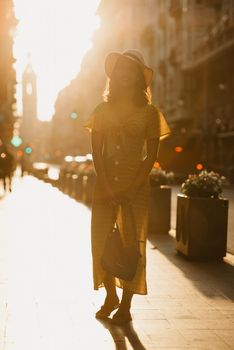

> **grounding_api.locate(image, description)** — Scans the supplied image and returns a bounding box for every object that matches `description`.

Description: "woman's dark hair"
[103,61,152,106]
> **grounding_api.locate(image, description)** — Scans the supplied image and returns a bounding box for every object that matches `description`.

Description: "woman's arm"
[119,137,160,202]
[91,130,119,204]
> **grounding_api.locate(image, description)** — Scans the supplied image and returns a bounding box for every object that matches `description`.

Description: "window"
[26,83,32,95]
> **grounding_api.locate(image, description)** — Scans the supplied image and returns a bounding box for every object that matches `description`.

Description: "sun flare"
[13,0,100,121]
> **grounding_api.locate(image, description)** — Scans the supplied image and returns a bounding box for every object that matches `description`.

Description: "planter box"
[74,174,84,201]
[83,173,96,205]
[148,185,171,234]
[176,194,228,259]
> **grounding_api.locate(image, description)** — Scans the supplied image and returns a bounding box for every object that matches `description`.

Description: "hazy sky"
[13,0,100,121]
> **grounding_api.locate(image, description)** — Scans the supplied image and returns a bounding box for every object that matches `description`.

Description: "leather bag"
[101,204,140,281]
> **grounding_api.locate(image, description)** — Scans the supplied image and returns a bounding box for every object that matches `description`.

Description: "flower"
[149,167,174,187]
[181,170,226,198]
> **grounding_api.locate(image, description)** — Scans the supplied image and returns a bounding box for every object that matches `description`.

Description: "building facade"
[0,0,17,146]
[180,0,234,180]
[125,0,234,179]
[20,61,38,144]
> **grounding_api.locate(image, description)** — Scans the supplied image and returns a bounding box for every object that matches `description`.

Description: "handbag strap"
[112,202,135,221]
[112,203,137,242]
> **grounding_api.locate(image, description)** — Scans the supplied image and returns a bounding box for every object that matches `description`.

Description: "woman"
[84,49,170,325]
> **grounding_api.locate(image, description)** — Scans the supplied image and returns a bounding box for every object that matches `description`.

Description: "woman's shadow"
[97,318,147,350]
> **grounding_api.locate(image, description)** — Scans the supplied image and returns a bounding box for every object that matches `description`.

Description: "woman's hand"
[92,131,119,206]
[117,185,139,205]
[103,184,120,206]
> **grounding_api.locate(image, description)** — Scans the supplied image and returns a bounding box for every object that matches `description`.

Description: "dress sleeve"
[146,104,171,140]
[82,102,107,132]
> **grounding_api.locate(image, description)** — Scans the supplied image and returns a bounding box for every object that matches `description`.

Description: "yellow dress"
[83,102,170,294]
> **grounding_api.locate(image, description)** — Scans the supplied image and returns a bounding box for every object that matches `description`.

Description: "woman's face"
[113,57,141,88]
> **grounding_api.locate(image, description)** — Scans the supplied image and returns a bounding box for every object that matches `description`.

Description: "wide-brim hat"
[105,49,153,87]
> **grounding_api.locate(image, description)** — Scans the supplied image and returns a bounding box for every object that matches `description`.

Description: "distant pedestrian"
[84,49,170,324]
[0,146,15,192]
[19,153,27,177]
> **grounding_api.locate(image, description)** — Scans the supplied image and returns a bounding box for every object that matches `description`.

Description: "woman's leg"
[119,289,133,314]
[104,274,119,305]
[3,177,6,192]
[111,288,133,324]
[95,274,119,318]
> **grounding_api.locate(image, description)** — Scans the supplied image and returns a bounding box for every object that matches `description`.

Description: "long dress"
[83,102,170,295]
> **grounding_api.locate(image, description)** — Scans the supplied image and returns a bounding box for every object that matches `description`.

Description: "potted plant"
[176,170,228,259]
[148,166,174,235]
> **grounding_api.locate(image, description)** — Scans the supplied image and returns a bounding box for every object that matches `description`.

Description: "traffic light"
[175,146,183,153]
[11,135,23,147]
[70,111,78,120]
[196,163,203,171]
[17,150,23,157]
[25,146,32,154]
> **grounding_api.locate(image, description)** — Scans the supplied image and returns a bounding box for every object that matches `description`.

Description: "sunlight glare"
[13,0,100,121]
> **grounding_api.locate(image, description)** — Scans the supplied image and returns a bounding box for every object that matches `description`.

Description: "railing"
[158,59,167,76]
[169,47,179,66]
[193,14,234,60]
[169,1,183,19]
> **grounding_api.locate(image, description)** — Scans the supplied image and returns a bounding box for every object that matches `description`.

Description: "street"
[0,175,233,350]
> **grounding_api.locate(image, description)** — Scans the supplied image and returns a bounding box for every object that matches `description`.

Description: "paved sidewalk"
[0,175,234,350]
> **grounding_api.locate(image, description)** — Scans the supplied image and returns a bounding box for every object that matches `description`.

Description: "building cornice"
[182,39,234,71]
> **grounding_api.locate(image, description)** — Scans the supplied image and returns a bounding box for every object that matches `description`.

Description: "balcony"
[184,14,234,70]
[158,12,166,29]
[205,0,222,11]
[140,26,154,48]
[169,1,183,19]
[158,59,166,76]
[169,48,179,66]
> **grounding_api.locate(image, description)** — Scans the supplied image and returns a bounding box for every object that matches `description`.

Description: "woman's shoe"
[111,310,132,325]
[95,302,119,319]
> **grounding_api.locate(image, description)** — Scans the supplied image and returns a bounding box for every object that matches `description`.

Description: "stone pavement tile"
[145,295,174,302]
[131,295,153,309]
[190,286,232,299]
[206,299,234,309]
[69,317,152,350]
[35,307,117,350]
[179,329,224,341]
[148,329,189,346]
[169,300,212,309]
[150,336,189,348]
[149,348,199,350]
[108,323,153,349]
[132,309,166,320]
[205,319,234,330]
[169,319,210,330]
[145,299,183,309]
[0,303,7,340]
[219,309,234,319]
[180,341,231,350]
[181,305,220,313]
[5,313,41,350]
[168,320,234,350]
[147,287,171,296]
[0,337,15,349]
[214,330,234,348]
[187,308,231,320]
[160,307,198,320]
[133,319,172,334]
[166,292,205,299]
